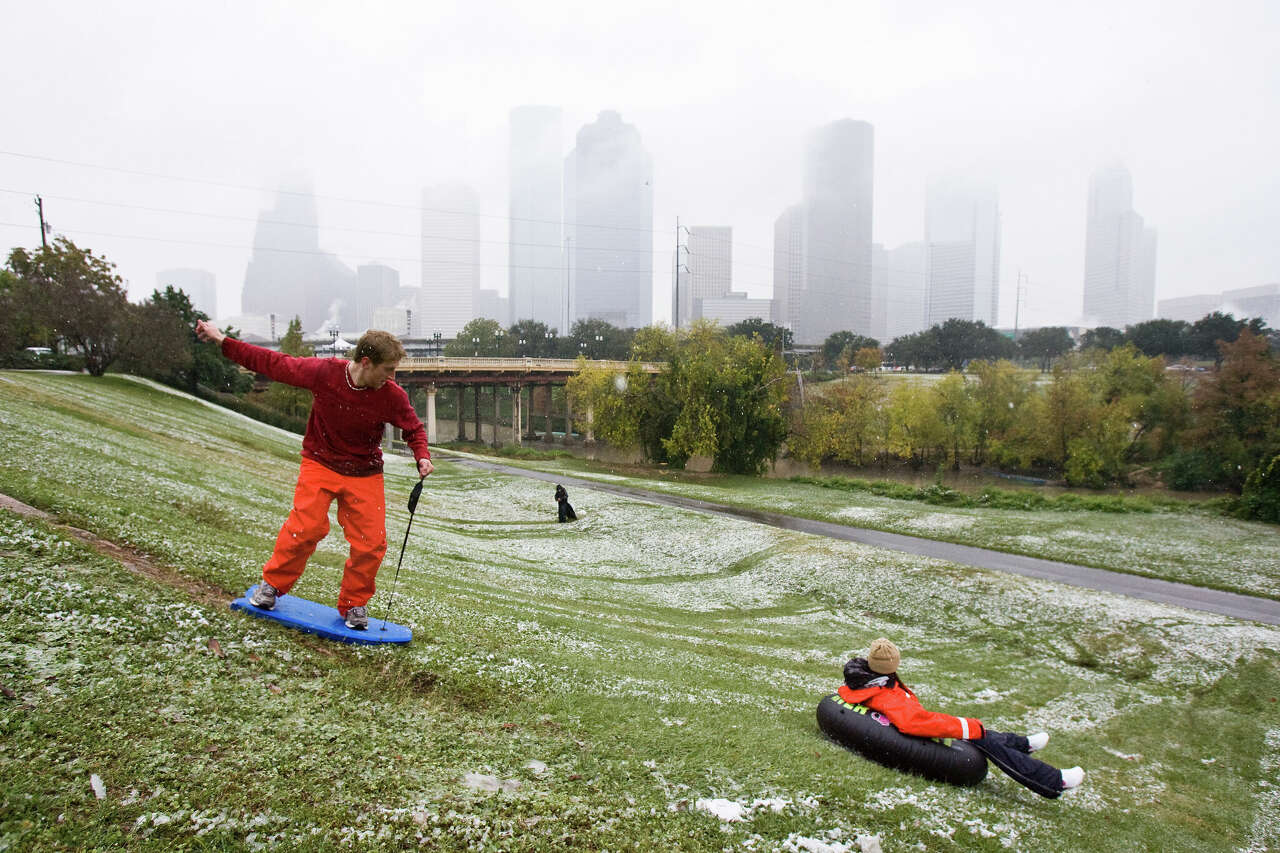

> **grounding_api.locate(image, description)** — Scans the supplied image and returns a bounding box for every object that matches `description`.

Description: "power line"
[0,149,657,236]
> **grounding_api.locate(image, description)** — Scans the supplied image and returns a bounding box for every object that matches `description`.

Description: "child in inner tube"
[841,638,1084,798]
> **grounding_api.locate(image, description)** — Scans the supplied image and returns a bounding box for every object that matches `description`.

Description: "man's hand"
[195,319,226,345]
[417,458,435,478]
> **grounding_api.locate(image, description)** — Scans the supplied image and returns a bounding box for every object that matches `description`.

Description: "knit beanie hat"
[867,637,900,674]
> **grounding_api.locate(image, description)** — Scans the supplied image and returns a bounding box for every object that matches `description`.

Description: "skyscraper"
[241,182,355,333]
[675,226,732,324]
[771,204,804,334]
[885,242,927,342]
[353,264,399,334]
[924,176,1000,327]
[1082,165,1157,329]
[509,106,565,331]
[420,183,480,337]
[796,119,874,345]
[565,111,653,329]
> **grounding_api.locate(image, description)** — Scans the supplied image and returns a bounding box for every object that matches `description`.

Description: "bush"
[1239,453,1280,524]
[1160,449,1224,491]
[0,350,85,371]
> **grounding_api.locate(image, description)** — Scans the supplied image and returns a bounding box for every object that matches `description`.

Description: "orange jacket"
[838,659,984,741]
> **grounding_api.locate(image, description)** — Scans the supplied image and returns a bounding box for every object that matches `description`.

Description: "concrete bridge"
[387,357,664,448]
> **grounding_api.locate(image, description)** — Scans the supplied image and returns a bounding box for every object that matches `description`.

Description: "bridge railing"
[397,357,665,373]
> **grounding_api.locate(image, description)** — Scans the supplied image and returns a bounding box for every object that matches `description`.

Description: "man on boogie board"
[197,320,433,629]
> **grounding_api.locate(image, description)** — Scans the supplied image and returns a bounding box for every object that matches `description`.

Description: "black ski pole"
[381,476,424,632]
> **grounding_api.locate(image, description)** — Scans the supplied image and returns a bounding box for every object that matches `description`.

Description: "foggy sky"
[2,0,1277,331]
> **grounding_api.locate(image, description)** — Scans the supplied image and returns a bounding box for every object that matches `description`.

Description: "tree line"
[4,238,1276,520]
[788,337,1279,520]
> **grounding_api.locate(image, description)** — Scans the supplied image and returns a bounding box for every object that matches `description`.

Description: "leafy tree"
[789,375,886,467]
[663,322,789,474]
[931,372,977,470]
[445,318,504,356]
[116,298,192,381]
[934,319,1015,371]
[566,358,642,450]
[725,318,793,353]
[1180,330,1280,490]
[630,325,678,362]
[853,346,882,373]
[263,317,314,418]
[6,237,131,376]
[1079,326,1126,352]
[968,359,1033,466]
[505,319,557,357]
[883,382,947,468]
[564,318,632,360]
[1125,318,1190,359]
[1017,326,1075,371]
[820,331,879,369]
[1240,452,1280,523]
[884,329,941,371]
[119,286,248,393]
[1187,312,1271,365]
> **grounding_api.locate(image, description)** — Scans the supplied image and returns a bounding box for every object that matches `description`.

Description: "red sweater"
[223,338,429,476]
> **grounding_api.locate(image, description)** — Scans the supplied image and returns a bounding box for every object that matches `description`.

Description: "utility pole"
[1013,269,1025,339]
[34,196,47,249]
[674,217,680,329]
[673,218,690,329]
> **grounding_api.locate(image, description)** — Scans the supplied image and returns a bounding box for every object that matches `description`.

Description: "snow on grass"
[3,371,1280,851]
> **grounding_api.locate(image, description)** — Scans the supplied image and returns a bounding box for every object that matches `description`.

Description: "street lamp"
[432,330,441,356]
[472,336,479,357]
[594,334,604,358]
[519,338,527,356]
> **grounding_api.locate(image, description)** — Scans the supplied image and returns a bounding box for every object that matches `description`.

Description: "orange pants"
[262,457,388,615]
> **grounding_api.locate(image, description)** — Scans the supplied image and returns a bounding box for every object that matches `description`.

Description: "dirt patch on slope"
[0,492,234,609]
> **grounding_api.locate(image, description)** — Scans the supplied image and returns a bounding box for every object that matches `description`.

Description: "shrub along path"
[446,454,1280,626]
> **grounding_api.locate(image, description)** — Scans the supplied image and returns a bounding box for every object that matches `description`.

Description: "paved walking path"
[447,455,1280,626]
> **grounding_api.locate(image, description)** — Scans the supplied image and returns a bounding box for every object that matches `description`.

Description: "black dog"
[554,484,577,522]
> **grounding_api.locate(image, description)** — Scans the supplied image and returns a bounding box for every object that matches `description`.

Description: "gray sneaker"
[344,606,368,630]
[249,582,279,610]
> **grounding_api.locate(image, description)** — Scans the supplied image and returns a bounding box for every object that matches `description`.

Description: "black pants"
[971,730,1064,799]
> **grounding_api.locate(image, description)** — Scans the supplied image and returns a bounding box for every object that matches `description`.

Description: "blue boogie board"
[231,587,412,645]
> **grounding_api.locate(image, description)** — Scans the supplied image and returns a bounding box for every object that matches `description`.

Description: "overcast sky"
[2,0,1277,331]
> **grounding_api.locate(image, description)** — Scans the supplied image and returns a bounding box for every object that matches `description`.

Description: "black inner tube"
[816,693,988,787]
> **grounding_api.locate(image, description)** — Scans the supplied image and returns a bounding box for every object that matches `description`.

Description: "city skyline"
[3,1,1276,335]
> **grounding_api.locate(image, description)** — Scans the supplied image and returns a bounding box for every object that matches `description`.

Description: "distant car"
[24,347,52,357]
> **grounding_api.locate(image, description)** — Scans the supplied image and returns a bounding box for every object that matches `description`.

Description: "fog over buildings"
[925,176,1001,329]
[1082,164,1157,329]
[565,111,653,329]
[2,1,1277,340]
[508,106,566,331]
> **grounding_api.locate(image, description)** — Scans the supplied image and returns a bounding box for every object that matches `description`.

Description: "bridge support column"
[543,385,553,443]
[492,384,501,447]
[511,384,522,446]
[586,402,594,444]
[472,385,481,443]
[425,383,437,444]
[456,386,465,441]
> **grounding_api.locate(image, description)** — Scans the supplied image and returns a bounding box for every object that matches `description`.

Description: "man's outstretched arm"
[195,320,323,390]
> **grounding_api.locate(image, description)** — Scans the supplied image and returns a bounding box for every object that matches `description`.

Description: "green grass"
[1,371,1279,851]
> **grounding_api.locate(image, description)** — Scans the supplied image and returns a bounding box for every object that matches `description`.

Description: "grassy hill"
[1,371,1278,851]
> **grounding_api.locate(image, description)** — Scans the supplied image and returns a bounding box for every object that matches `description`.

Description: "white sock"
[1060,766,1084,789]
[1027,732,1049,752]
